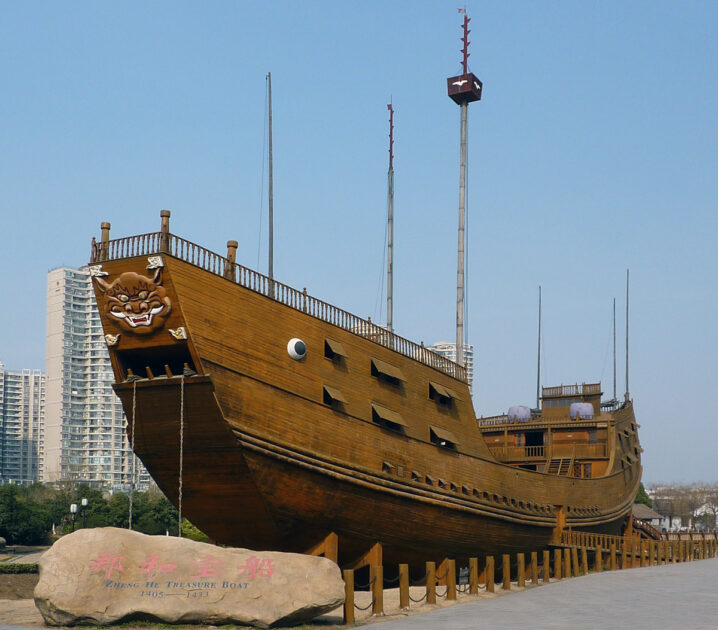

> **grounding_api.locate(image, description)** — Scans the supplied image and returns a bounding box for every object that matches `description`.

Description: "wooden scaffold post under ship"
[447,11,482,367]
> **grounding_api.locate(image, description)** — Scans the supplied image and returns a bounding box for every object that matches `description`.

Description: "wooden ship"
[88,15,641,567]
[88,211,642,567]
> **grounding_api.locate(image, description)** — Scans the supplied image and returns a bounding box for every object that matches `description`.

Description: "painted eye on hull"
[287,338,307,361]
[119,295,129,303]
[138,291,148,300]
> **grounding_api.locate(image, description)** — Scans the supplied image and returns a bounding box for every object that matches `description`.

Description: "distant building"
[427,342,474,394]
[44,267,150,491]
[0,362,45,485]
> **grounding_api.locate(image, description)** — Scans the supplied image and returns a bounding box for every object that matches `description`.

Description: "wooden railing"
[561,530,628,552]
[90,232,467,382]
[489,442,607,464]
[542,383,601,398]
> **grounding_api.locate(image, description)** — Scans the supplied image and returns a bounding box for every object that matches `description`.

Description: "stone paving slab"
[377,558,718,630]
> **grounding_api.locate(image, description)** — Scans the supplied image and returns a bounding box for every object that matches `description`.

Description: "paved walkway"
[376,558,718,630]
[1,559,716,629]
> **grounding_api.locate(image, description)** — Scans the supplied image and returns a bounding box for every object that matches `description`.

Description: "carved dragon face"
[94,269,171,335]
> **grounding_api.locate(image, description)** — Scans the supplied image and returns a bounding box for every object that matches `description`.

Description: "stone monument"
[34,527,344,627]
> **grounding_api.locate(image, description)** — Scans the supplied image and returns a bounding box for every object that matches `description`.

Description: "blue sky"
[0,1,716,483]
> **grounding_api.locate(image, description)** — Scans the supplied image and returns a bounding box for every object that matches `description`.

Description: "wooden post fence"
[531,551,539,584]
[502,554,511,590]
[399,564,409,610]
[343,569,354,625]
[370,565,383,616]
[469,557,479,595]
[517,553,525,587]
[543,550,551,583]
[486,556,495,593]
[426,561,436,605]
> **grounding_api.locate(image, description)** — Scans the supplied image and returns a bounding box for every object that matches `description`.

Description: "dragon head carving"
[94,268,171,335]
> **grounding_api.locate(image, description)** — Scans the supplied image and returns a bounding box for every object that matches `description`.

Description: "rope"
[353,598,375,612]
[436,586,449,599]
[408,591,428,604]
[354,576,376,590]
[409,570,429,586]
[384,574,401,585]
[129,381,137,530]
[178,375,184,537]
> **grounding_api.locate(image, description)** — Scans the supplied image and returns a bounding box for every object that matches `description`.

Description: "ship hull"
[93,236,642,567]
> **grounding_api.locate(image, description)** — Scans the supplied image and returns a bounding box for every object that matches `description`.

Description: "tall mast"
[267,72,274,280]
[625,269,630,402]
[447,11,482,367]
[613,297,617,402]
[387,103,395,333]
[536,285,541,409]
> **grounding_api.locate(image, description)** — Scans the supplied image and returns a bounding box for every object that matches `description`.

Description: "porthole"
[287,338,307,361]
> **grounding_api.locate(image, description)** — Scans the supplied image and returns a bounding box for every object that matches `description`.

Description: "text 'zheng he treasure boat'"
[88,211,642,567]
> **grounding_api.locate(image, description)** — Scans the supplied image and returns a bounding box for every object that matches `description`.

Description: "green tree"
[635,482,652,507]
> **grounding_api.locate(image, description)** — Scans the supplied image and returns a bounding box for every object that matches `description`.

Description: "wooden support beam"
[305,531,339,564]
[346,541,381,570]
[610,542,617,570]
[531,551,539,585]
[517,553,525,587]
[563,548,571,579]
[594,545,603,572]
[581,546,589,575]
[343,569,354,625]
[399,564,409,610]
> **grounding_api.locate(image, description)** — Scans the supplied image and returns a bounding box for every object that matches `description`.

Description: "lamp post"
[81,497,88,529]
[70,503,78,533]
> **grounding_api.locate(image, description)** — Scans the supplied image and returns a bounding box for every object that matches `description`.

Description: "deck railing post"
[343,569,354,625]
[160,210,170,253]
[486,556,495,592]
[469,557,479,594]
[100,222,111,261]
[399,564,409,609]
[531,551,538,584]
[517,553,525,587]
[225,240,238,281]
[426,561,436,604]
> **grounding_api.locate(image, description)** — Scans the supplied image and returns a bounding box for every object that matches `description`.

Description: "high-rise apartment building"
[45,267,150,491]
[427,341,475,395]
[0,362,45,484]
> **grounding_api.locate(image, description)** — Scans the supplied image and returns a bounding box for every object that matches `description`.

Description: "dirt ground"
[0,573,39,599]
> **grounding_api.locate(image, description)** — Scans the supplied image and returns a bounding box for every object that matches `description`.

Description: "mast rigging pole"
[387,103,395,333]
[613,297,617,403]
[536,286,541,409]
[267,72,274,280]
[625,269,630,402]
[447,12,481,368]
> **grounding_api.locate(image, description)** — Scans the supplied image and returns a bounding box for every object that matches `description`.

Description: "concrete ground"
[1,558,716,629]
